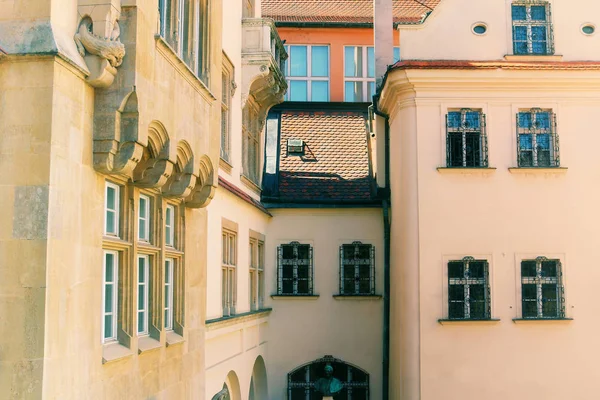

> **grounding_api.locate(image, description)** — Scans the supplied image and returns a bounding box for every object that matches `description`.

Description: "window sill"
[166,331,185,347]
[504,55,563,62]
[512,318,573,324]
[508,167,567,175]
[333,295,382,301]
[154,35,216,103]
[271,294,320,299]
[438,319,501,326]
[220,157,233,174]
[240,174,262,195]
[137,336,162,354]
[102,342,134,364]
[137,242,161,252]
[437,167,496,175]
[205,308,273,331]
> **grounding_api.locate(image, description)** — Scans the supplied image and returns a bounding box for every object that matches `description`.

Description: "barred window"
[448,257,490,320]
[521,257,564,319]
[339,242,375,295]
[288,355,369,400]
[512,1,554,55]
[277,242,313,295]
[517,108,559,167]
[446,109,487,168]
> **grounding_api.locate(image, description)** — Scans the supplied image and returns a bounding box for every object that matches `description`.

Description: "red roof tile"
[262,0,441,25]
[276,110,374,203]
[390,60,600,70]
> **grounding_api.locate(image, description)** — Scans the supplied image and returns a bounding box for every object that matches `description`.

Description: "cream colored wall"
[0,0,223,397]
[399,0,600,61]
[383,67,600,399]
[266,208,384,400]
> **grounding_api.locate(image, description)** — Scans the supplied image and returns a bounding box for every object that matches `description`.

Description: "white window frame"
[249,238,265,311]
[104,182,120,237]
[222,229,237,316]
[284,44,330,102]
[165,204,175,247]
[343,46,400,102]
[102,250,119,343]
[137,255,150,336]
[164,258,175,330]
[138,194,150,242]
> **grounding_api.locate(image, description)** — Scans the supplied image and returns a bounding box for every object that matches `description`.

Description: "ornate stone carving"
[185,156,217,208]
[132,122,174,188]
[75,17,125,88]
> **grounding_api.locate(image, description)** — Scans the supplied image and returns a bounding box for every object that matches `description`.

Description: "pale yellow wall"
[266,208,384,400]
[383,66,600,400]
[400,0,600,61]
[0,0,222,397]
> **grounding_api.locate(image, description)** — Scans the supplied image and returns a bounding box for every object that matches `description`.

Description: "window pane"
[464,111,480,129]
[448,133,463,167]
[297,279,309,294]
[531,5,546,21]
[311,81,329,101]
[519,134,533,150]
[138,311,145,333]
[512,5,526,21]
[138,283,145,306]
[105,284,113,312]
[106,211,115,234]
[449,284,464,301]
[447,112,461,128]
[290,46,308,77]
[367,81,375,101]
[536,112,550,129]
[518,112,532,128]
[541,260,557,277]
[521,261,537,277]
[104,315,113,339]
[138,258,145,283]
[344,47,362,77]
[106,186,116,209]
[166,225,172,245]
[105,253,114,281]
[449,301,464,319]
[139,197,147,218]
[139,220,146,239]
[282,245,294,259]
[465,132,482,167]
[448,261,464,279]
[522,283,537,300]
[469,261,485,278]
[393,47,401,62]
[297,245,310,260]
[290,81,308,101]
[367,47,375,78]
[181,0,193,66]
[311,46,329,77]
[344,81,362,102]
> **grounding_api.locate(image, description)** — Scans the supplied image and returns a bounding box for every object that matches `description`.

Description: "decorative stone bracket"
[74,6,125,88]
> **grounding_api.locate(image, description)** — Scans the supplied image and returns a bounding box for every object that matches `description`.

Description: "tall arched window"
[287,355,369,399]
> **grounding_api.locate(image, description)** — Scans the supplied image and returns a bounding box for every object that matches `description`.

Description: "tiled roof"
[262,0,441,25]
[274,109,375,203]
[390,60,600,70]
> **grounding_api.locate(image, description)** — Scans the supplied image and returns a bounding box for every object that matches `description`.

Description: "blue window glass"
[344,82,361,102]
[520,134,533,150]
[535,112,550,129]
[518,112,532,129]
[512,5,526,21]
[367,47,375,78]
[311,46,329,77]
[344,47,362,77]
[464,111,480,129]
[531,5,546,21]
[537,134,550,149]
[290,81,307,101]
[447,112,461,128]
[367,81,375,101]
[393,47,401,63]
[290,46,307,77]
[311,81,328,101]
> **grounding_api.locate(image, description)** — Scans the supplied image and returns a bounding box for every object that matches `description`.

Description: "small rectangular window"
[521,257,564,319]
[138,195,150,242]
[104,182,120,236]
[446,109,488,168]
[249,238,265,310]
[339,242,375,295]
[222,229,237,316]
[103,251,119,342]
[137,255,150,335]
[447,258,490,320]
[164,258,174,330]
[512,2,553,55]
[516,108,558,167]
[343,46,401,102]
[277,242,313,295]
[165,204,175,247]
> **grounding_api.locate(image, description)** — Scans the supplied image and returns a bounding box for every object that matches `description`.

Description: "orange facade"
[278,27,400,102]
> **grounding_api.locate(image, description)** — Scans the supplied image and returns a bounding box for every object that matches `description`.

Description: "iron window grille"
[512,1,554,55]
[288,355,369,400]
[448,257,491,320]
[516,108,559,167]
[446,109,488,168]
[277,242,313,295]
[339,242,375,295]
[521,257,565,319]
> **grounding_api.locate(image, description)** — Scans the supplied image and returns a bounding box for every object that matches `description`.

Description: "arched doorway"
[212,371,241,400]
[249,356,268,399]
[287,355,369,399]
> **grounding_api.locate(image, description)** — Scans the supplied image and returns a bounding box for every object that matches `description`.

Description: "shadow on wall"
[250,356,268,399]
